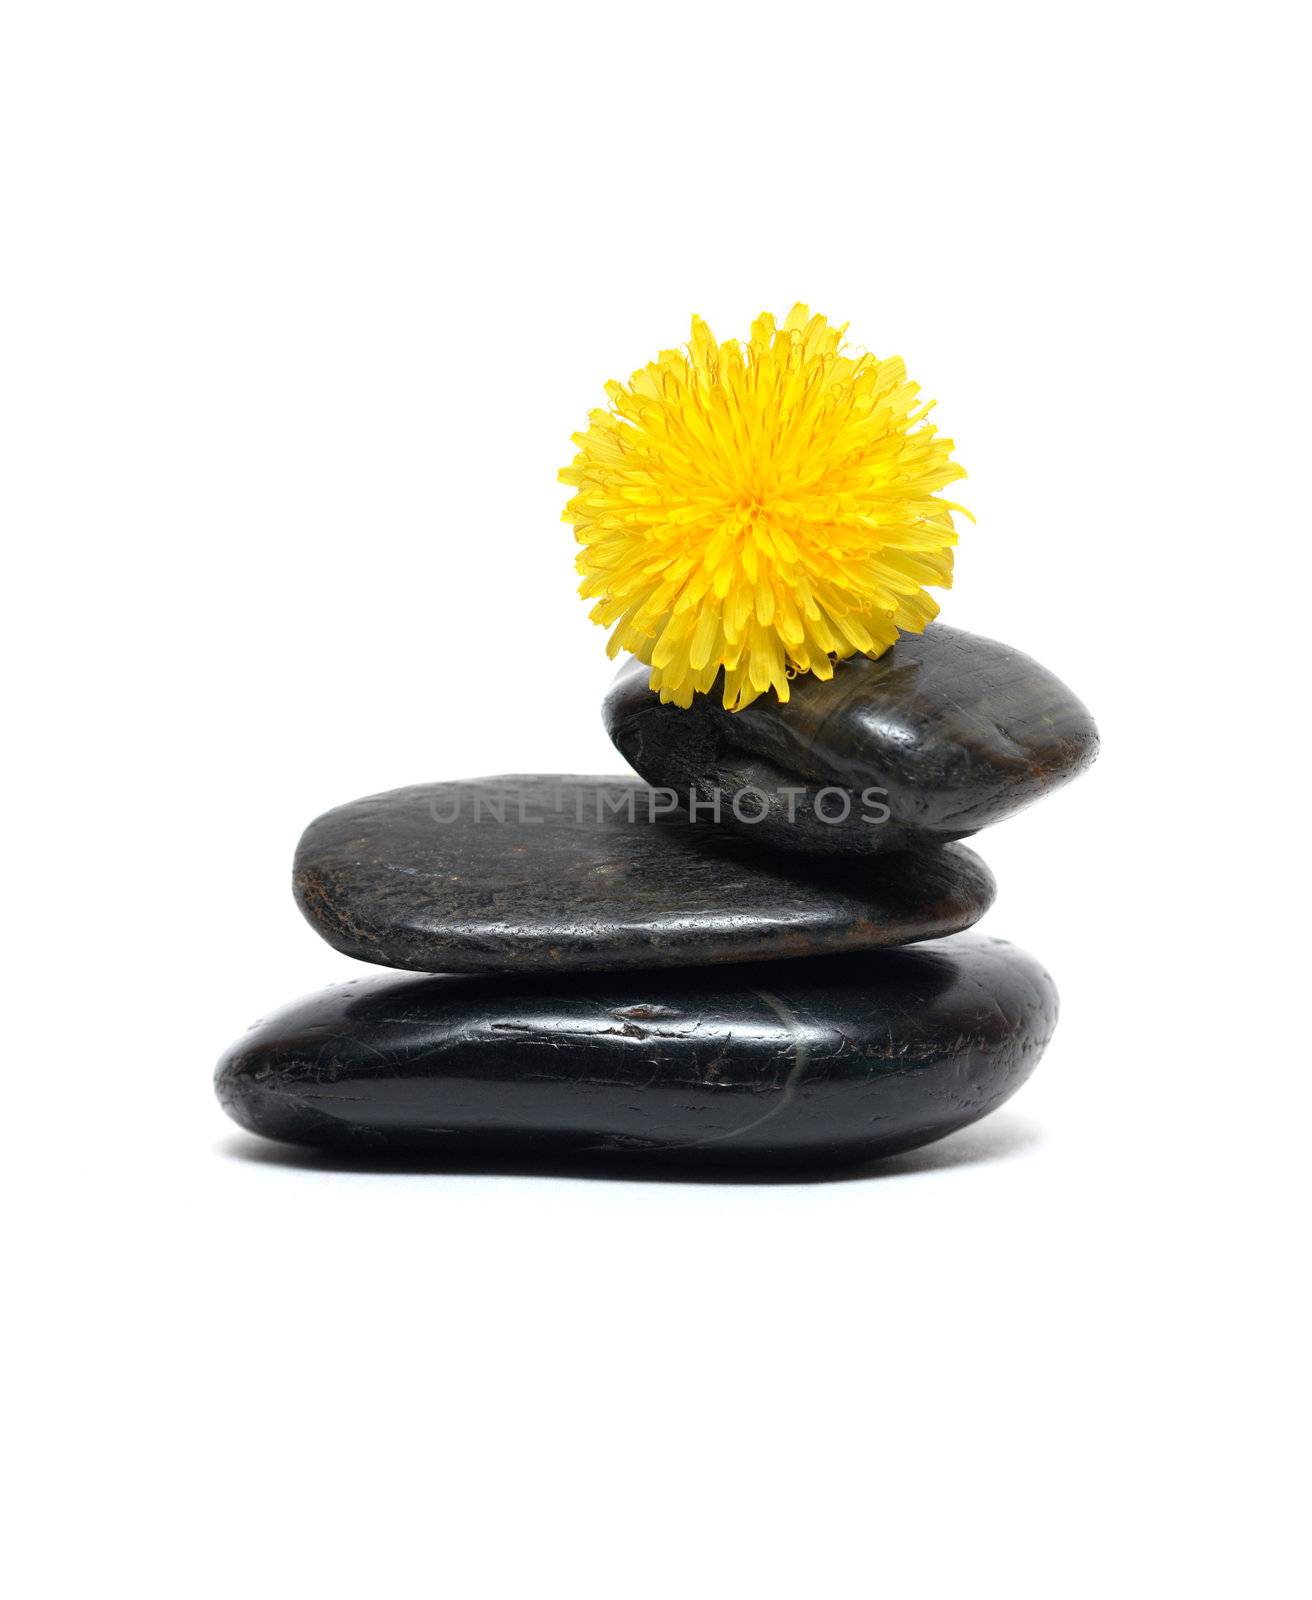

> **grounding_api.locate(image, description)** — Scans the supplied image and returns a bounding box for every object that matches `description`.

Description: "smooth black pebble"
[293,775,995,975]
[216,933,1056,1169]
[604,625,1099,856]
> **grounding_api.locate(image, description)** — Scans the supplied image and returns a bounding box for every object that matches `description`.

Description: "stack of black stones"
[216,626,1097,1169]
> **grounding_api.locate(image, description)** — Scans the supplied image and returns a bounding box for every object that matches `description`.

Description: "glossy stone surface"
[294,776,994,975]
[604,625,1099,856]
[216,933,1057,1168]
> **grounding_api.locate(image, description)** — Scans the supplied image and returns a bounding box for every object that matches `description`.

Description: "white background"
[4,3,1308,1595]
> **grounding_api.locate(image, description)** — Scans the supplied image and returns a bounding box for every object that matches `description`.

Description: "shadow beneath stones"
[214,1111,1042,1186]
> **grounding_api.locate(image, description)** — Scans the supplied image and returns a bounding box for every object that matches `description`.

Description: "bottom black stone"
[215,934,1057,1170]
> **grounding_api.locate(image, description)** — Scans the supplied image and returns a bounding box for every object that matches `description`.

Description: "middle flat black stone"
[293,776,995,975]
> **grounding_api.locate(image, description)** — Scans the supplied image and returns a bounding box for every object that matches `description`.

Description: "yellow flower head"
[560,304,969,711]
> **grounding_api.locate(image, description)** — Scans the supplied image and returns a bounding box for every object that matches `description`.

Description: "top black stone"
[293,775,995,975]
[603,624,1099,855]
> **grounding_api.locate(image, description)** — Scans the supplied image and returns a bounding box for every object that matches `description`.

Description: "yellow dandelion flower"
[560,304,969,711]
